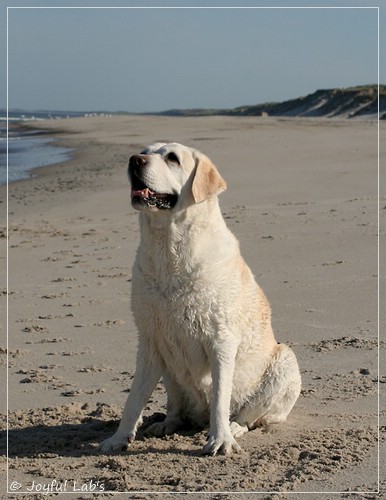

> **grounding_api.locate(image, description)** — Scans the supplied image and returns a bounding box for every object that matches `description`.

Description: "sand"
[1,115,384,498]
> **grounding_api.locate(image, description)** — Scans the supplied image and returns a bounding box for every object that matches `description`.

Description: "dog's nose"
[129,155,147,168]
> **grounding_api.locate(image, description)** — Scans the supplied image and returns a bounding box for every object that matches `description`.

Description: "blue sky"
[1,0,382,113]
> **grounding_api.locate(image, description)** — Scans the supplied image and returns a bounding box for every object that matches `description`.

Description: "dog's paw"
[99,432,133,453]
[144,417,183,437]
[230,421,249,438]
[202,433,242,456]
[143,421,168,438]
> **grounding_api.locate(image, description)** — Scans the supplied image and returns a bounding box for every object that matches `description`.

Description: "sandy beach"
[1,115,384,498]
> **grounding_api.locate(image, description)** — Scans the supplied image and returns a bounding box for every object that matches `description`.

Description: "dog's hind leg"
[231,344,301,437]
[144,371,186,437]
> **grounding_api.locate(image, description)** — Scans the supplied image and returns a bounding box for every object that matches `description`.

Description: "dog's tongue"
[131,188,154,198]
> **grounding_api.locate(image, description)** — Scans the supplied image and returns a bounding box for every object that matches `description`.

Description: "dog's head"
[128,143,227,212]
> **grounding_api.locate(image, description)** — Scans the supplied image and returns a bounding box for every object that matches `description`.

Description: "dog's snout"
[129,155,147,169]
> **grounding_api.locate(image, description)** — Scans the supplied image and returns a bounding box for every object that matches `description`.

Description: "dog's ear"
[192,154,227,204]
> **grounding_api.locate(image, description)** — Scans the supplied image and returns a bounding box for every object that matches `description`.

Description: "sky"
[1,0,382,113]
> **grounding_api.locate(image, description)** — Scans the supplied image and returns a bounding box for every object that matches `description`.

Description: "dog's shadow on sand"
[3,412,205,459]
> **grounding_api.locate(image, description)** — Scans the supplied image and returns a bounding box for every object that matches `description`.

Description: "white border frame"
[6,4,381,496]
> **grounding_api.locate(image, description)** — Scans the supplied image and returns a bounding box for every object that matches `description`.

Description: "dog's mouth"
[130,176,178,210]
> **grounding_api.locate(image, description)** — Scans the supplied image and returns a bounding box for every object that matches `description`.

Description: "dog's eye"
[166,152,180,165]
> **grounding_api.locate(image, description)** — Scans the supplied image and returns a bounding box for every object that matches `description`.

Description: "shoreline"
[2,115,384,496]
[1,122,75,185]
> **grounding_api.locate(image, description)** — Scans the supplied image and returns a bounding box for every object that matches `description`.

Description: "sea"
[0,110,111,185]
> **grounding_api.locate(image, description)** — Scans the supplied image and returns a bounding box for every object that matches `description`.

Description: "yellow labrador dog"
[100,143,301,455]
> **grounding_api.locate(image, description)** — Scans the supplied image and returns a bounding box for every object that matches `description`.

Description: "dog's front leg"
[203,341,242,456]
[99,343,163,452]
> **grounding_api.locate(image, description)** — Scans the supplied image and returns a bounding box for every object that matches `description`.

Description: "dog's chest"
[132,260,218,375]
[135,265,215,334]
